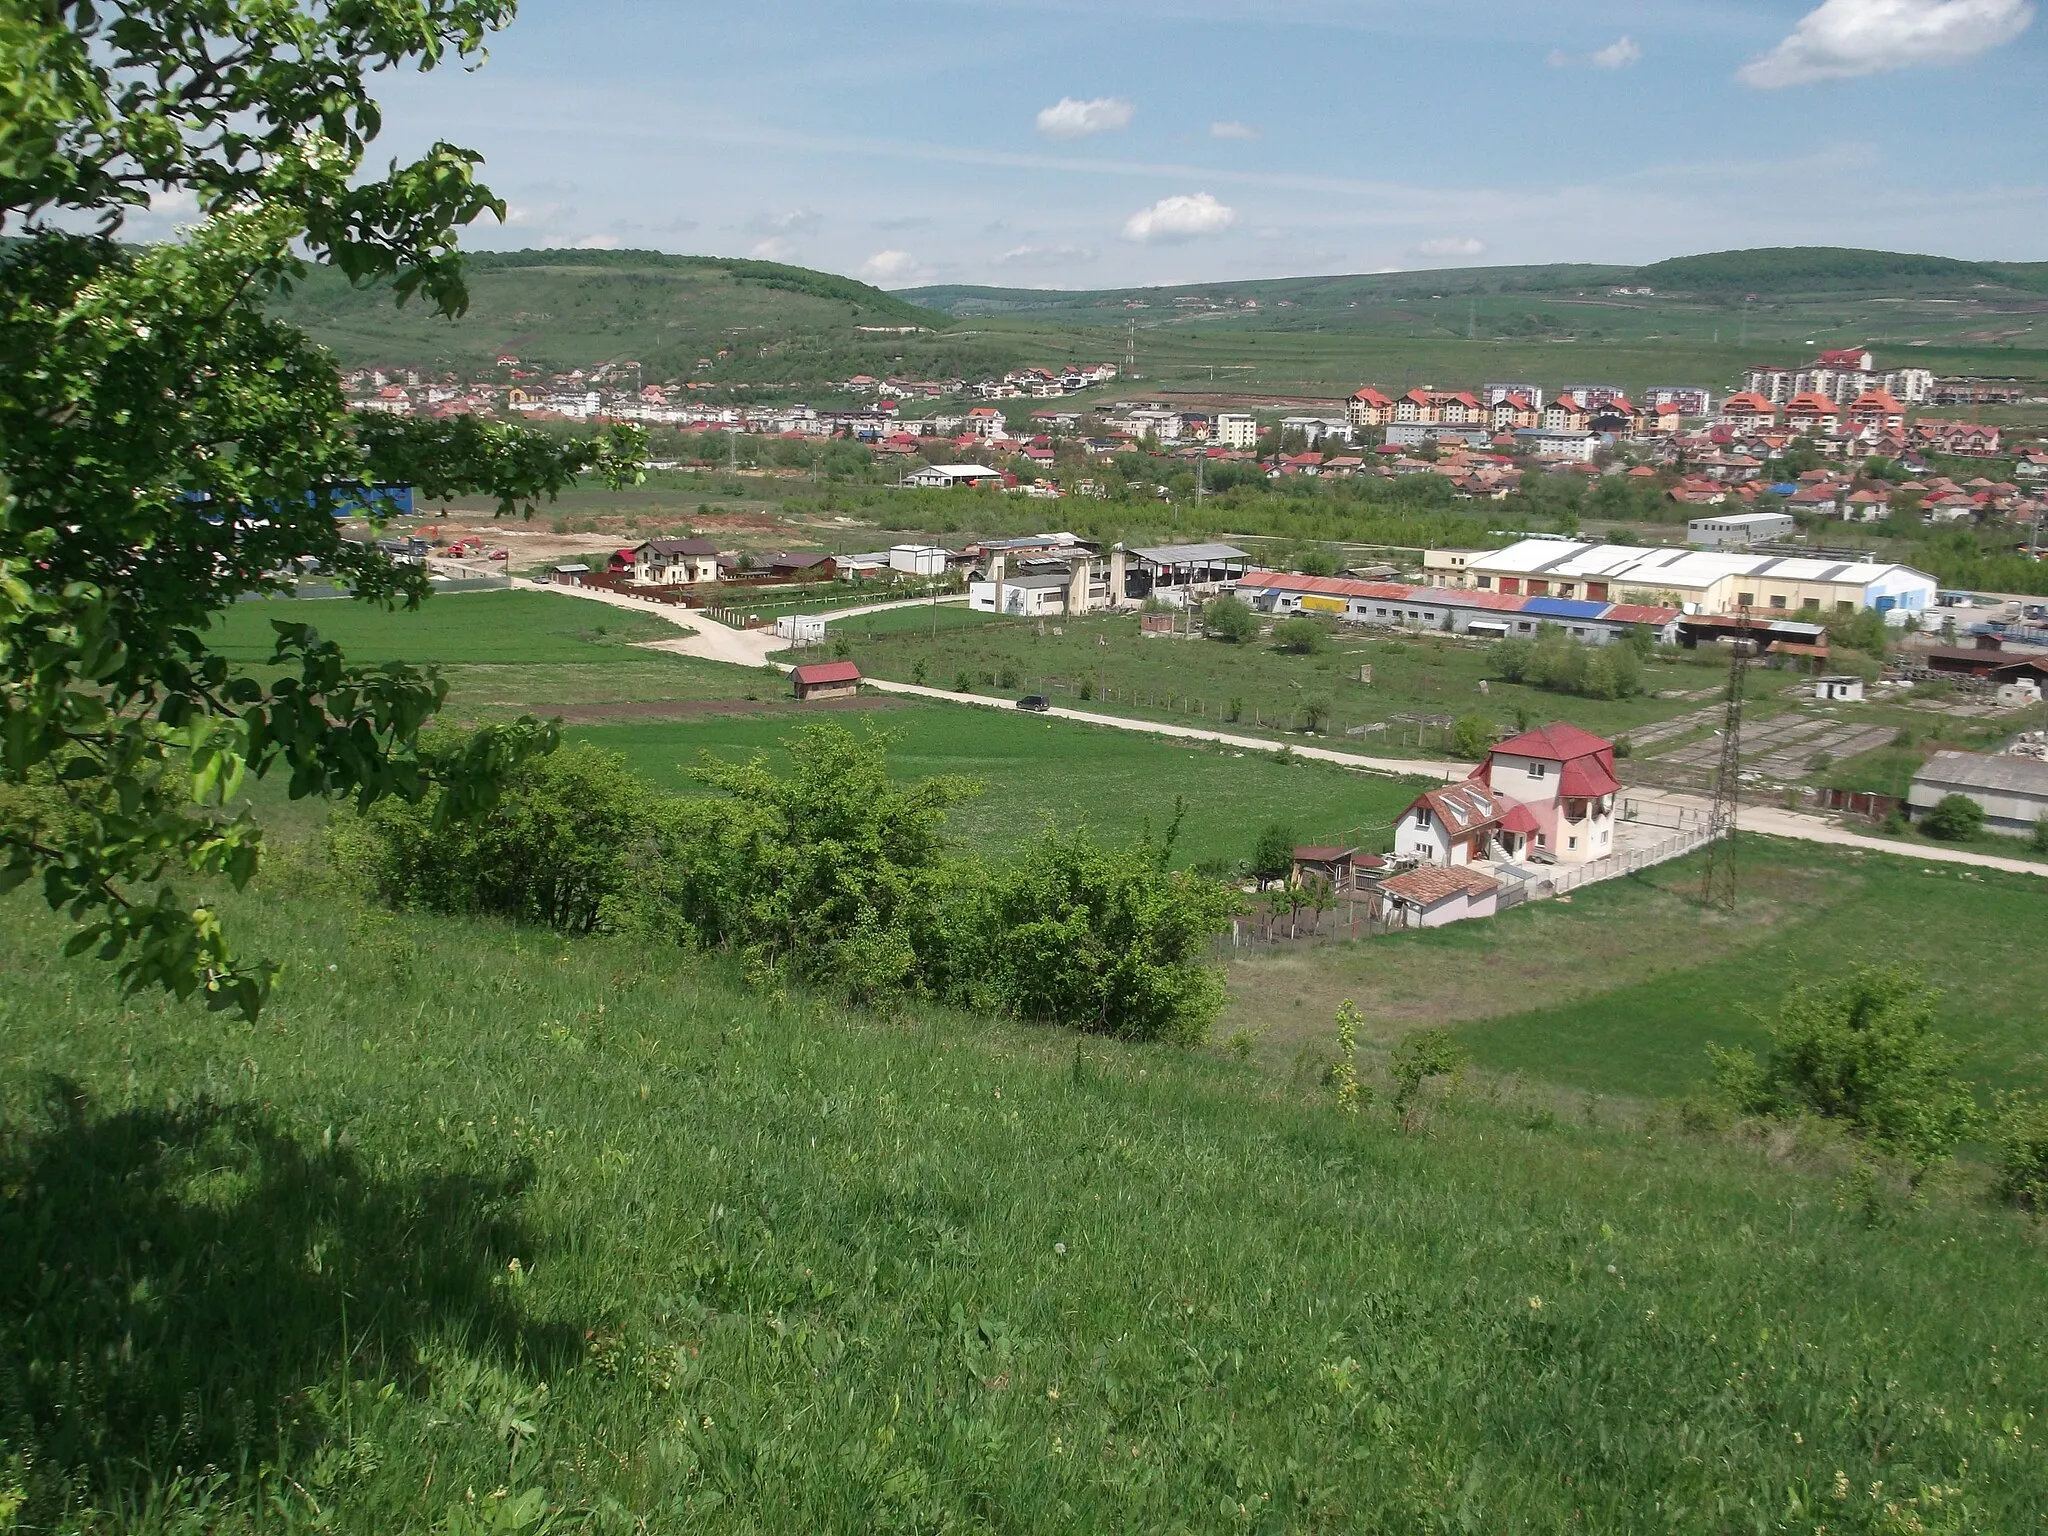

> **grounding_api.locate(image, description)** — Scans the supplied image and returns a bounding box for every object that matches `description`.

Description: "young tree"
[1202,594,1260,644]
[1249,821,1295,889]
[1,1,644,1017]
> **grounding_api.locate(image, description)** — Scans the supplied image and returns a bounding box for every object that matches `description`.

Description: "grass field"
[211,591,771,718]
[6,849,2048,1530]
[567,701,1423,869]
[828,608,1779,754]
[1223,836,2048,1098]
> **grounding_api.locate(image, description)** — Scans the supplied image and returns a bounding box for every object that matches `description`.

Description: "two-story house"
[1392,722,1620,867]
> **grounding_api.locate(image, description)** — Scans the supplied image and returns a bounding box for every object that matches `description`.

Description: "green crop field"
[826,608,1783,754]
[567,701,1423,869]
[6,825,2048,1529]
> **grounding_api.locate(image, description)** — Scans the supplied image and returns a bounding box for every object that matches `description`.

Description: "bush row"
[330,726,1237,1044]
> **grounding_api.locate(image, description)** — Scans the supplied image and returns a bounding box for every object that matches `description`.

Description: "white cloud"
[1738,0,2033,88]
[575,234,622,250]
[745,208,822,236]
[750,237,797,261]
[1415,236,1487,258]
[1210,120,1262,141]
[860,249,927,283]
[993,244,1100,268]
[1549,36,1642,68]
[1122,192,1238,243]
[1036,96,1136,139]
[1591,35,1643,68]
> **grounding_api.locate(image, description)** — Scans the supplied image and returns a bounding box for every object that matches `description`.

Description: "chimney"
[1067,553,1090,615]
[991,550,1005,615]
[1109,543,1127,606]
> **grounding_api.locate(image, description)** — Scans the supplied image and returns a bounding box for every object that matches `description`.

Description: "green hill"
[272,248,1020,384]
[1638,245,2048,296]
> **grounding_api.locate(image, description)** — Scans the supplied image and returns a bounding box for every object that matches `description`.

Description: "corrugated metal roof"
[1132,542,1250,565]
[1912,751,2048,796]
[1522,596,1609,619]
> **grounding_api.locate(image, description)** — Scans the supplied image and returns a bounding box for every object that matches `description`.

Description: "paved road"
[513,581,2048,879]
[1623,786,2048,880]
[858,678,1470,780]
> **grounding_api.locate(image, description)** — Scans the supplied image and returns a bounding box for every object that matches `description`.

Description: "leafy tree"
[1921,794,1985,841]
[2033,816,2048,855]
[1271,616,1326,654]
[1250,821,1295,888]
[1993,1091,2048,1210]
[1707,966,1978,1173]
[1,0,643,1017]
[1203,594,1260,643]
[1451,715,1495,759]
[1297,695,1333,733]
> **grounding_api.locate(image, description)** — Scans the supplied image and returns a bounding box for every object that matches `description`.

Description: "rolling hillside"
[272,248,1016,382]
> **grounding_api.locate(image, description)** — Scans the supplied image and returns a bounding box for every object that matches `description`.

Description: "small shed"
[791,660,862,700]
[548,563,589,586]
[774,614,827,645]
[1378,866,1501,929]
[1292,846,1359,889]
[1812,674,1865,703]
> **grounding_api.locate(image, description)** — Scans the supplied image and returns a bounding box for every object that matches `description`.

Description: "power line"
[1699,608,1752,912]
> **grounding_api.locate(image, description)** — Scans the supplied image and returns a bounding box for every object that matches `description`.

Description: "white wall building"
[1687,512,1797,548]
[1214,412,1258,449]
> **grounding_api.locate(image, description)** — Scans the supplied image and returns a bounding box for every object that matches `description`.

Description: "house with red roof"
[1393,722,1620,869]
[1784,392,1841,437]
[1717,392,1778,428]
[1347,387,1395,428]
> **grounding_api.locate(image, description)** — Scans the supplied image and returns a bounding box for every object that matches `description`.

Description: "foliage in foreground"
[1,0,644,1018]
[337,725,1237,1042]
[3,877,2047,1531]
[1708,965,1979,1173]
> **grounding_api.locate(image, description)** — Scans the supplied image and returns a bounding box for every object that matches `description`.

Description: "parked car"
[1016,695,1051,712]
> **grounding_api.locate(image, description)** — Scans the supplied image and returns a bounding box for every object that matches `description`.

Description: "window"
[1568,836,1578,850]
[1837,600,1854,615]
[1475,575,1493,589]
[1801,597,1820,612]
[1737,592,1755,608]
[1769,595,1788,609]
[1529,763,1548,780]
[1414,808,1431,829]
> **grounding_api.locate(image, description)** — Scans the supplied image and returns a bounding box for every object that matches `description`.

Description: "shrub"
[911,657,928,685]
[998,666,1019,690]
[1994,1092,2048,1210]
[1203,594,1260,644]
[1078,676,1095,701]
[1271,616,1326,654]
[1226,695,1244,723]
[2034,816,2048,854]
[1391,1029,1469,1114]
[936,830,1237,1045]
[1297,695,1332,733]
[955,669,975,692]
[1921,794,1984,841]
[332,741,659,933]
[1706,965,1978,1172]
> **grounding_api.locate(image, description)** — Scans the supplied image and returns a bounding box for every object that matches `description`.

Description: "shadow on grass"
[0,1079,577,1506]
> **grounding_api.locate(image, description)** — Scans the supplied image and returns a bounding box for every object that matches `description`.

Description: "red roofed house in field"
[791,660,862,701]
[1393,722,1620,869]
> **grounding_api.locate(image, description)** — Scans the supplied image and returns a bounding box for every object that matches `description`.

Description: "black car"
[1016,695,1052,712]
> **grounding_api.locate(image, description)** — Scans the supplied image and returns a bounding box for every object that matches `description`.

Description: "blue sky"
[357,0,2046,289]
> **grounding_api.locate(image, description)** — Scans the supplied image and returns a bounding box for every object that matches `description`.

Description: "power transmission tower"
[1124,319,1138,380]
[1699,609,1752,911]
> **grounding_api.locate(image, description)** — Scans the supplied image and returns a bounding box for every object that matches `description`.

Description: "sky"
[343,0,2045,291]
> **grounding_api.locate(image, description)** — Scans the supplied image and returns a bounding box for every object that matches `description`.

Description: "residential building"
[1784,392,1840,437]
[1215,412,1258,449]
[1346,387,1395,428]
[1641,386,1712,418]
[1393,722,1620,867]
[1377,866,1502,929]
[1718,392,1778,428]
[632,537,720,585]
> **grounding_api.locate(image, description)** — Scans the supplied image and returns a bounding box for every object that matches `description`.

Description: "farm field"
[567,701,1423,869]
[826,607,1794,753]
[210,590,771,718]
[6,848,2048,1529]
[1223,837,2048,1098]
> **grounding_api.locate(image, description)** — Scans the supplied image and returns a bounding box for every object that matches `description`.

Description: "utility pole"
[1700,608,1752,912]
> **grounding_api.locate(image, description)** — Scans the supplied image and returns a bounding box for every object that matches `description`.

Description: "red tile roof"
[793,661,862,686]
[1559,757,1622,797]
[1380,866,1500,905]
[1491,721,1613,763]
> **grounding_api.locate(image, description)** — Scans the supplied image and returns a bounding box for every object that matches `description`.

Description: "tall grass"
[2,856,2045,1530]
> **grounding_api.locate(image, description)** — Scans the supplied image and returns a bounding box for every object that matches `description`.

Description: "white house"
[1214,412,1258,450]
[1378,866,1501,929]
[1687,512,1796,548]
[901,463,1006,489]
[888,544,950,576]
[632,537,720,585]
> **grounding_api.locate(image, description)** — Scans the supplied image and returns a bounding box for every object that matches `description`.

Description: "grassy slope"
[4,870,2047,1531]
[1223,837,2048,1098]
